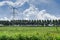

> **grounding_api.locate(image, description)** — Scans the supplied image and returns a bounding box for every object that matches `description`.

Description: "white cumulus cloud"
[0,0,60,20]
[0,0,52,7]
[23,5,39,20]
[0,0,28,7]
[37,10,60,20]
[0,17,9,21]
[23,5,60,20]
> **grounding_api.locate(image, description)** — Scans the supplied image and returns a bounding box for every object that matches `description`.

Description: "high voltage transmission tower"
[9,6,20,20]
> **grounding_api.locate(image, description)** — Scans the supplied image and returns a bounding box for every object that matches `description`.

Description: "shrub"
[8,36,15,40]
[16,34,26,40]
[29,35,43,40]
[55,37,60,40]
[0,35,8,40]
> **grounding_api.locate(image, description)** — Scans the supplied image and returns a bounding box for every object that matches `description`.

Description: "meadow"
[0,26,60,40]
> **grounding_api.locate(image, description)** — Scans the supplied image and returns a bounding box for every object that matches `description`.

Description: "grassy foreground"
[0,26,60,40]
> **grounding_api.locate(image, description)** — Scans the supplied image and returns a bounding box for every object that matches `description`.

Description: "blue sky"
[0,0,60,20]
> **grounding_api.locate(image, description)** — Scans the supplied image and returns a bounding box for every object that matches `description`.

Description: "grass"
[0,26,60,40]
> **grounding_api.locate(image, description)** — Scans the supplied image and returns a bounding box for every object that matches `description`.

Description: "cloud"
[37,10,60,20]
[23,5,39,20]
[0,0,53,7]
[15,0,28,7]
[0,1,6,6]
[0,0,60,20]
[0,0,28,7]
[23,5,60,20]
[0,1,13,6]
[0,17,9,21]
[0,16,18,21]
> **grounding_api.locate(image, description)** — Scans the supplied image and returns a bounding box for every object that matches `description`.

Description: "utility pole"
[12,7,15,20]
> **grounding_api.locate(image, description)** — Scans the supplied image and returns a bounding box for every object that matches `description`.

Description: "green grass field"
[0,26,60,40]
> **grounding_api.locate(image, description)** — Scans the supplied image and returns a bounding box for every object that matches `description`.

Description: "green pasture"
[0,26,60,40]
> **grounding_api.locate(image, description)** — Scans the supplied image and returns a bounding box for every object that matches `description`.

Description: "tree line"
[0,20,60,26]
